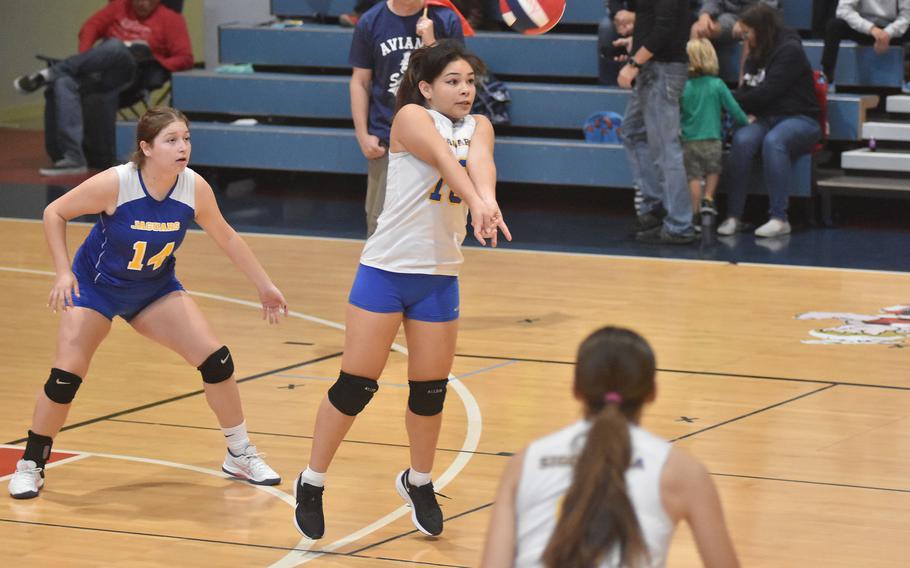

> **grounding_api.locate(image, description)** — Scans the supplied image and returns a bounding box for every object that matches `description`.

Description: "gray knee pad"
[44,368,83,404]
[328,371,378,416]
[408,379,448,416]
[198,346,234,384]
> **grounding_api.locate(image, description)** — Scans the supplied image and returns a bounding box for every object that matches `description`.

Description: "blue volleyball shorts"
[348,264,459,322]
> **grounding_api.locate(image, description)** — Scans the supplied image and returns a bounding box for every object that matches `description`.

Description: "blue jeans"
[44,39,137,165]
[597,16,622,86]
[726,115,821,221]
[622,61,691,234]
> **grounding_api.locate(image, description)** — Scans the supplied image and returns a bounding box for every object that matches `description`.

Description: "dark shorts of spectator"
[683,139,723,181]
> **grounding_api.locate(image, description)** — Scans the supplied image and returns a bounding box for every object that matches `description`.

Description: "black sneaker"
[395,469,443,536]
[631,208,666,233]
[700,198,717,216]
[293,474,325,539]
[13,72,47,94]
[635,225,697,245]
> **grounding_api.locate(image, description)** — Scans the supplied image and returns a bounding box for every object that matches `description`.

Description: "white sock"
[408,468,432,487]
[38,68,52,81]
[222,421,250,455]
[301,466,326,487]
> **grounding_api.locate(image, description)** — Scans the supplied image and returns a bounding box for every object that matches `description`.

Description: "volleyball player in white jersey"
[9,107,288,500]
[480,327,739,568]
[293,40,510,540]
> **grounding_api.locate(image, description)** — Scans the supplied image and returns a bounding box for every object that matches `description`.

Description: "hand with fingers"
[259,283,289,324]
[483,199,512,248]
[48,271,80,313]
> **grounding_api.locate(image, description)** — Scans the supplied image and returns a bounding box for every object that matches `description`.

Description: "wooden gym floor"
[0,218,908,567]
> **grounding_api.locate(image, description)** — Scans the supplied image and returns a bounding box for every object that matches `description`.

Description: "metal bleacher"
[115,1,906,201]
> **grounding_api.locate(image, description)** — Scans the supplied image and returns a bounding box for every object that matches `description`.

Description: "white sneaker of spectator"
[716,217,740,236]
[754,218,791,238]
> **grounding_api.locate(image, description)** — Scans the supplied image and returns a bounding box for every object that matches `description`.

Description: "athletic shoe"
[754,218,791,238]
[631,207,666,233]
[39,158,88,177]
[717,217,740,236]
[635,225,697,245]
[293,473,325,539]
[700,198,717,216]
[222,445,281,486]
[13,72,46,94]
[395,469,443,536]
[9,459,44,499]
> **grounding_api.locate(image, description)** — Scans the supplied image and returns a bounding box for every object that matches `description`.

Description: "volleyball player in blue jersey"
[9,107,288,499]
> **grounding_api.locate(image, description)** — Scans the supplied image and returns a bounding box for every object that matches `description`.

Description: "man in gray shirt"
[692,0,779,42]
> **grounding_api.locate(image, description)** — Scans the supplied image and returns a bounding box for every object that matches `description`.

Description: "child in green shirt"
[681,38,751,229]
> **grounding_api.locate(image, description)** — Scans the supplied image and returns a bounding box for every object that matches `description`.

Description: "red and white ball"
[499,0,566,35]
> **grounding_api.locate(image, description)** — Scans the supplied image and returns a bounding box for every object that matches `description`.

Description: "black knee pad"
[198,346,234,384]
[408,379,448,416]
[328,371,378,416]
[44,368,82,404]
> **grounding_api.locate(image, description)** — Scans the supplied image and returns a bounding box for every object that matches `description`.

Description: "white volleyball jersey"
[515,421,674,568]
[360,108,475,276]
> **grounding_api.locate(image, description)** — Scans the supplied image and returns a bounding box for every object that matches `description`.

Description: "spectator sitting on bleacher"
[692,0,779,43]
[12,0,192,176]
[718,4,821,239]
[681,38,751,232]
[821,0,910,92]
[350,0,465,236]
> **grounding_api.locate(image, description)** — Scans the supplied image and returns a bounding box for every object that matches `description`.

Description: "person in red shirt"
[13,0,193,176]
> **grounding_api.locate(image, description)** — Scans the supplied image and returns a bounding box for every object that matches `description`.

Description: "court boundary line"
[3,217,910,277]
[3,353,344,446]
[670,384,837,442]
[0,518,468,568]
[711,472,910,494]
[454,353,910,392]
[106,418,513,457]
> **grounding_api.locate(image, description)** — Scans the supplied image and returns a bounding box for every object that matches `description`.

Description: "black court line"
[348,502,495,556]
[711,472,910,494]
[455,353,910,392]
[670,384,837,442]
[3,351,343,446]
[0,518,468,568]
[106,418,514,457]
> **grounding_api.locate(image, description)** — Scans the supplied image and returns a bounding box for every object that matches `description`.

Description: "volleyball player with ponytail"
[293,39,510,540]
[480,327,739,567]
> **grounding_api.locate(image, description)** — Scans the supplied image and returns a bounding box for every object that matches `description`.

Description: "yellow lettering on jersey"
[127,241,176,271]
[130,220,181,232]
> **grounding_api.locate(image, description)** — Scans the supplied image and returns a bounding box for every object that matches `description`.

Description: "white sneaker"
[222,445,281,486]
[754,218,791,238]
[717,217,740,236]
[9,459,44,499]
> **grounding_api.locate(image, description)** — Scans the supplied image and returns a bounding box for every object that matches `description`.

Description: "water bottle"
[700,209,715,245]
[869,137,877,152]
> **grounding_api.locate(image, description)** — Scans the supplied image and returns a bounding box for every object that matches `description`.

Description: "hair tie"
[604,392,622,404]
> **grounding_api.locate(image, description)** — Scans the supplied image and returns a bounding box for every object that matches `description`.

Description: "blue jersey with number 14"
[73,163,196,288]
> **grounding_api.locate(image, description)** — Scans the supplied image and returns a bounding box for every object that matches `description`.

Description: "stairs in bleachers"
[818,94,910,223]
[115,1,904,196]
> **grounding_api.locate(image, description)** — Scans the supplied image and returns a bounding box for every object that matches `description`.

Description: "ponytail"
[542,327,656,568]
[542,402,648,568]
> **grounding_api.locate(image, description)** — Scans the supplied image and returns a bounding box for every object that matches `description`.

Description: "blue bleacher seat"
[171,70,874,141]
[221,23,905,87]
